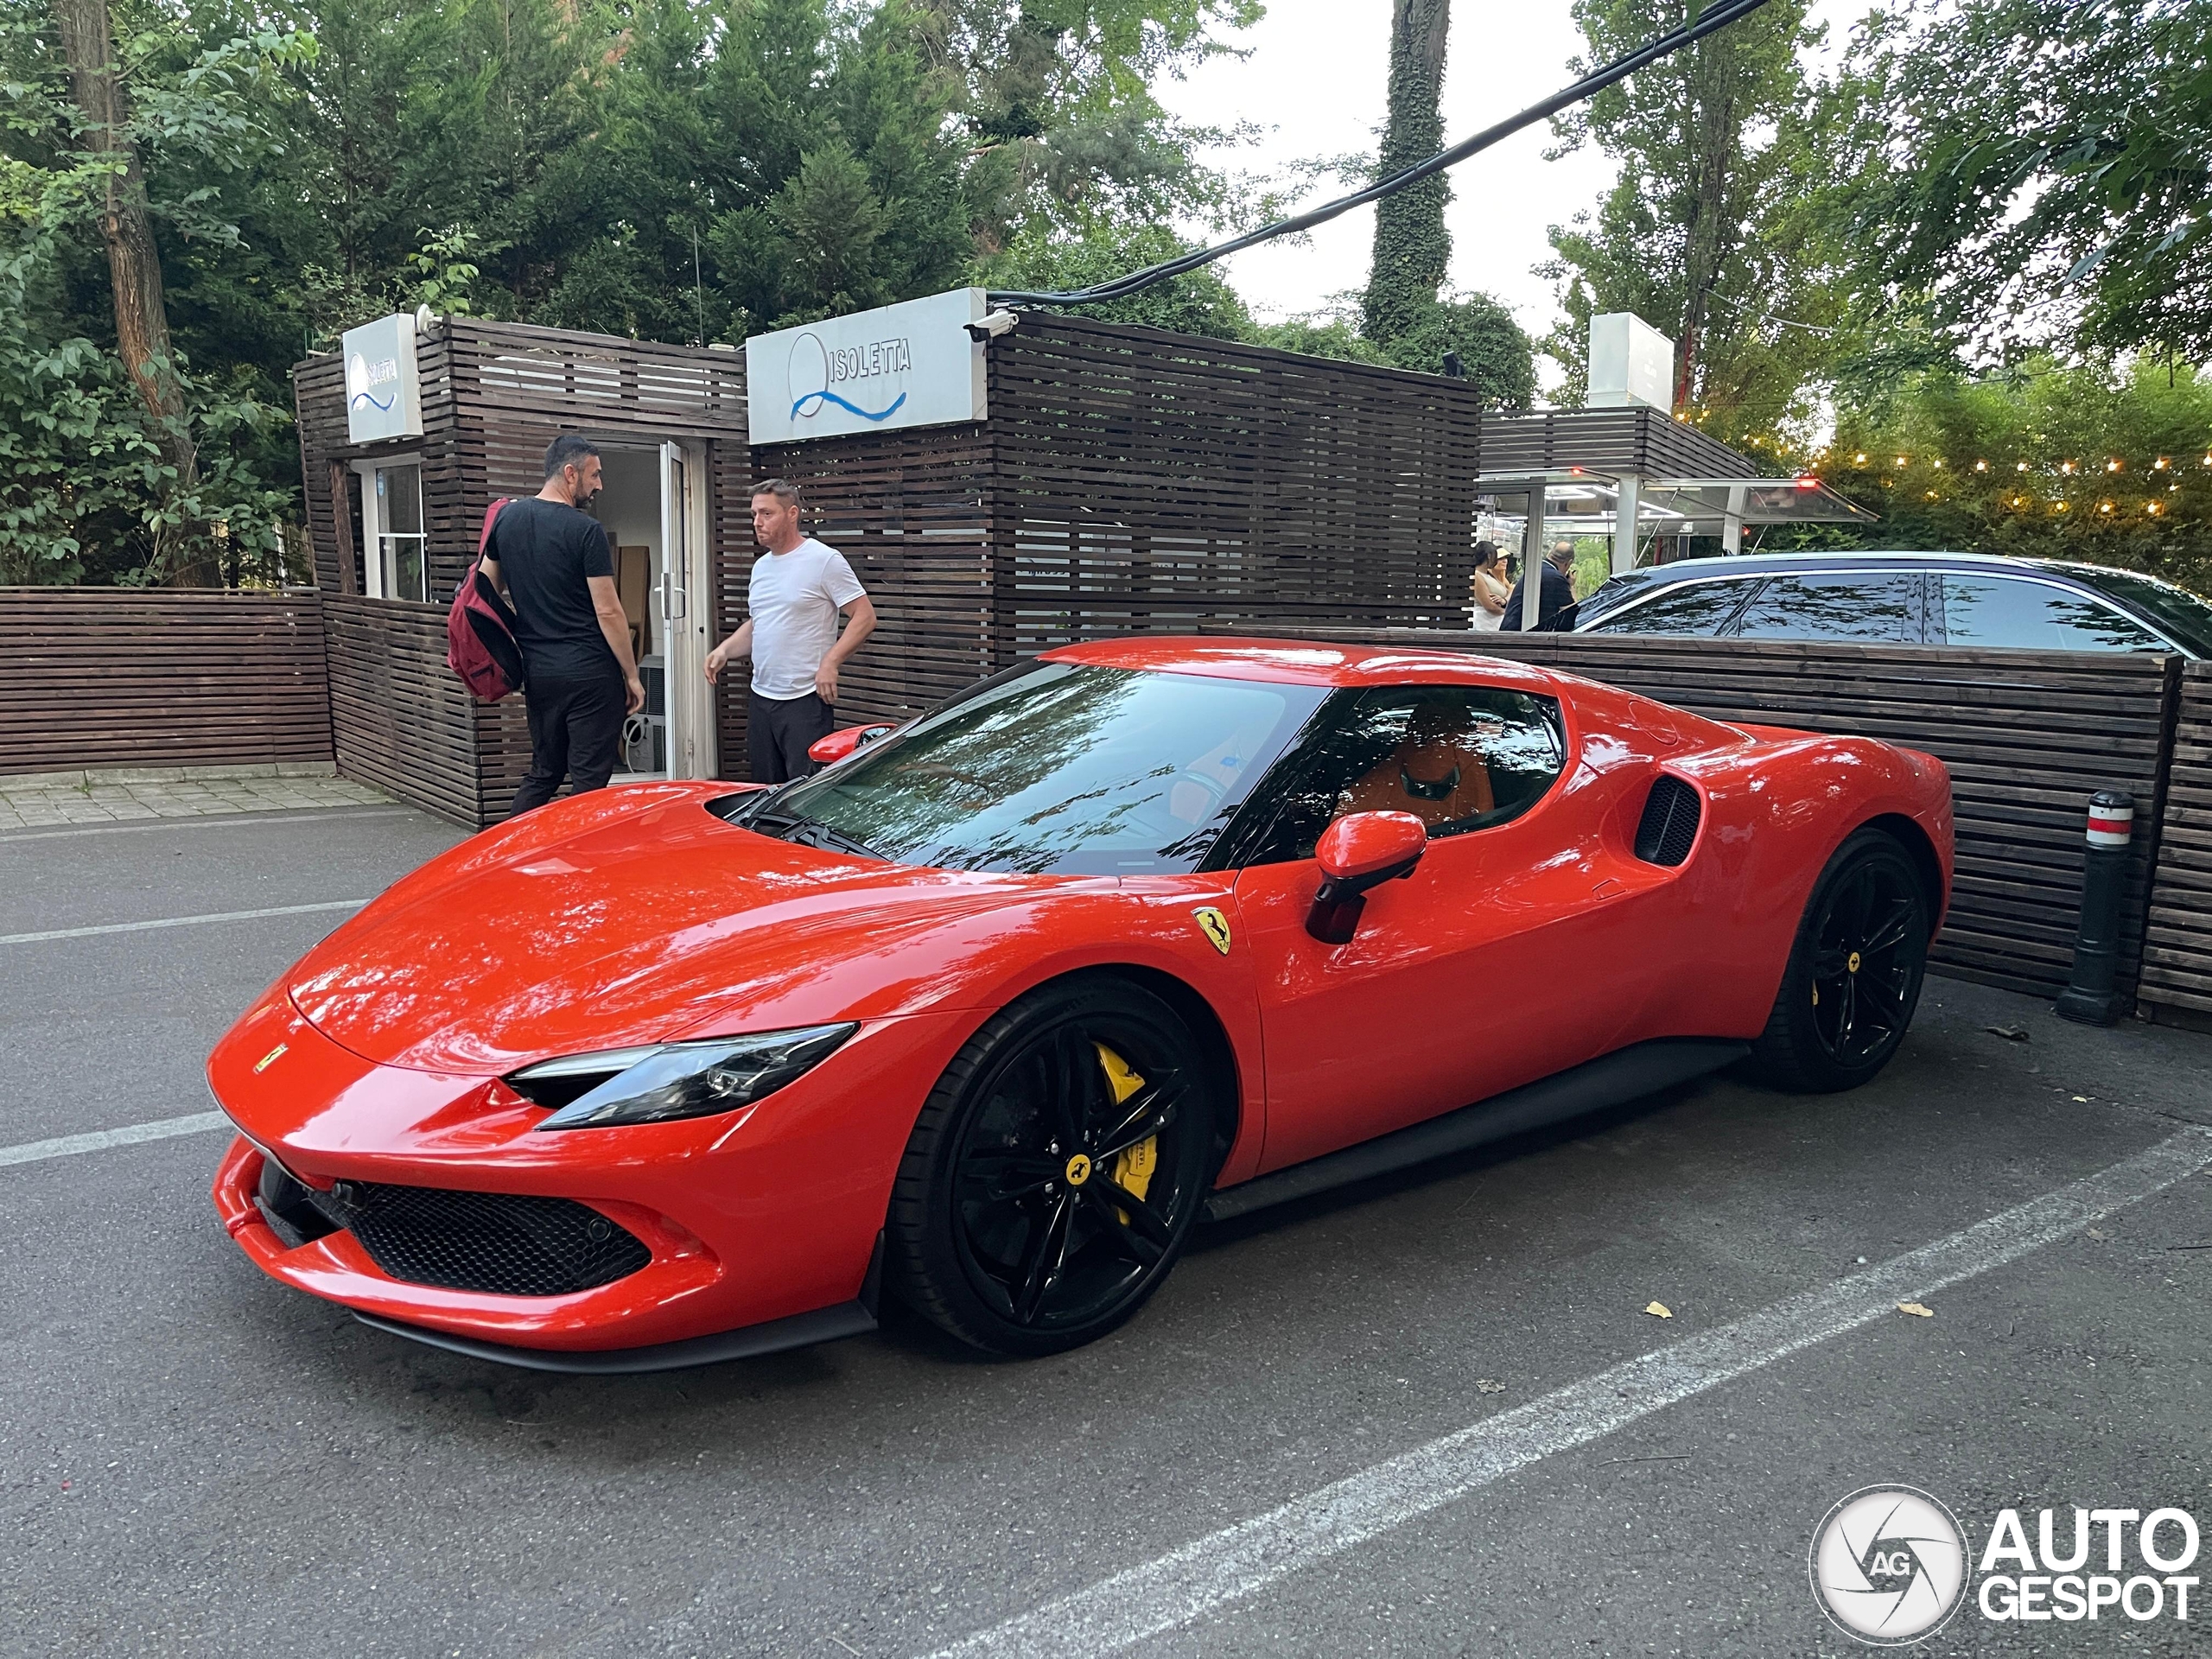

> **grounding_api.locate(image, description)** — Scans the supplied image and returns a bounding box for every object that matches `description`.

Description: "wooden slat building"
[293,319,750,825]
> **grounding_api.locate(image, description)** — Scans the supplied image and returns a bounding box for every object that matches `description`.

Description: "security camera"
[963,308,1019,342]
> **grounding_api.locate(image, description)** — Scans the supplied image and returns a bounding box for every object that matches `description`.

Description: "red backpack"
[447,498,525,701]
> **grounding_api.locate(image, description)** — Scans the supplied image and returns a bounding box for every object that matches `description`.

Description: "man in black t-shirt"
[480,435,645,815]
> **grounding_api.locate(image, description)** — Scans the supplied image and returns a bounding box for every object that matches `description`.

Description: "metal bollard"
[2054,791,2135,1026]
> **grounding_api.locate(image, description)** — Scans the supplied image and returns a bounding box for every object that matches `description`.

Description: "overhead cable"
[986,0,1777,308]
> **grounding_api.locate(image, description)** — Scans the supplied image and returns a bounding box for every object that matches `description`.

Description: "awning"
[1472,471,1876,533]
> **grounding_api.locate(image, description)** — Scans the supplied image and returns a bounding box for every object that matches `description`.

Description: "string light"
[1974,460,1988,472]
[2061,461,2076,474]
[1854,452,1868,464]
[1932,458,1945,470]
[2107,458,2123,472]
[2149,501,2163,515]
[2100,500,2115,513]
[2155,457,2170,470]
[2017,461,2030,472]
[1896,454,1910,467]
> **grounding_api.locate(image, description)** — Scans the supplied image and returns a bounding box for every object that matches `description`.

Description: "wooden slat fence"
[1207,627,2178,1000]
[321,594,486,824]
[2141,663,2212,1021]
[1,588,330,777]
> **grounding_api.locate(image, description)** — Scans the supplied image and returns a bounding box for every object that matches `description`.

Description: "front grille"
[306,1180,651,1297]
[1634,774,1702,867]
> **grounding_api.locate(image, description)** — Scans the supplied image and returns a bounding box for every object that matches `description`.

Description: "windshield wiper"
[748,806,889,861]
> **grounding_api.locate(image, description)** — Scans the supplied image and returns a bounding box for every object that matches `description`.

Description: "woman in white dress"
[1471,540,1510,632]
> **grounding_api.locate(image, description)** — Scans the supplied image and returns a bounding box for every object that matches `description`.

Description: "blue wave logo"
[785,328,911,425]
[349,390,397,412]
[790,387,906,422]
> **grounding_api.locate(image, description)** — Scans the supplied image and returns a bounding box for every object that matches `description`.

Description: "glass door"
[660,441,716,779]
[369,461,426,601]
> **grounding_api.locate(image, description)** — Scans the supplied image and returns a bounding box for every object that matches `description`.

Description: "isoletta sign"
[340,315,424,443]
[746,288,988,445]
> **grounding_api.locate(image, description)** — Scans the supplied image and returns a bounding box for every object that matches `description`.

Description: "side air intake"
[1634,774,1701,867]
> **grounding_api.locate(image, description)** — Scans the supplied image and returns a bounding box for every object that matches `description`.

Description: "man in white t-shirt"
[704,479,877,782]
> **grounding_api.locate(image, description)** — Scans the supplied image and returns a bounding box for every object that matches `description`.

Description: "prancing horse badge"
[1193,906,1233,956]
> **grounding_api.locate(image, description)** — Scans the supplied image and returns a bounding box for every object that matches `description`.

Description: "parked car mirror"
[1306,811,1427,944]
[807,724,896,766]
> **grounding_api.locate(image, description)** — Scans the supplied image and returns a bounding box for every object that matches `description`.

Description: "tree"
[1840,0,2212,367]
[1,0,308,584]
[1361,0,1449,352]
[914,0,1261,250]
[983,220,1254,338]
[1749,357,2212,597]
[1543,0,1829,436]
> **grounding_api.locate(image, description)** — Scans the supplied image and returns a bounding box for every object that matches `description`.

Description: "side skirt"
[1202,1038,1749,1225]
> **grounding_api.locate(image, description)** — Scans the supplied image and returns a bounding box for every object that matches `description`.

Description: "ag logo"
[1193,906,1232,956]
[1810,1485,1970,1645]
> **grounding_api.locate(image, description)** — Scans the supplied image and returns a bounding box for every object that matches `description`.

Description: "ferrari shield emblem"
[253,1043,288,1074]
[1193,906,1232,956]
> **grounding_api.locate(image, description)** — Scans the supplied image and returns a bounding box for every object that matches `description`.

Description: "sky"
[1154,0,1860,364]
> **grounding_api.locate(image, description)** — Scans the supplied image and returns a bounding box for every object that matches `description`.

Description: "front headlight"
[512,1024,858,1130]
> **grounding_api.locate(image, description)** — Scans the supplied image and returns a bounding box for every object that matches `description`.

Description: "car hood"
[286,785,1096,1074]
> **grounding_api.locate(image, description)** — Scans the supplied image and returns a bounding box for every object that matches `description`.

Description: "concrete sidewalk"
[0,762,389,830]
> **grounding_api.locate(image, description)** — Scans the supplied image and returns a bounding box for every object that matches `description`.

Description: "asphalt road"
[3,804,2209,1658]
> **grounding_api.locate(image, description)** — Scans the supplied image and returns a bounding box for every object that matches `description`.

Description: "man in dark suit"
[1500,538,1579,632]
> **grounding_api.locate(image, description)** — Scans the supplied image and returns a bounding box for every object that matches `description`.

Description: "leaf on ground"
[1897,1301,1936,1318]
[1475,1378,1507,1394]
[1984,1025,2031,1041]
[1643,1301,1673,1318]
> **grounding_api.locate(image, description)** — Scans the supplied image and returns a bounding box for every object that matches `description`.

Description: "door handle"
[658,572,686,620]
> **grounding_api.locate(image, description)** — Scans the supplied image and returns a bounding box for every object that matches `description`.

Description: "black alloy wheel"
[887,978,1217,1356]
[1750,830,1931,1092]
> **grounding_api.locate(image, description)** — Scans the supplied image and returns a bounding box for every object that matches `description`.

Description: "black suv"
[1573,551,2212,658]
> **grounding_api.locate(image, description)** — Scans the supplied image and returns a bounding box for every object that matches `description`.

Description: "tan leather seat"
[1334,701,1495,829]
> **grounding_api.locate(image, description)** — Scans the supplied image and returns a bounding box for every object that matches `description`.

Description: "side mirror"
[1306,811,1427,944]
[807,723,896,766]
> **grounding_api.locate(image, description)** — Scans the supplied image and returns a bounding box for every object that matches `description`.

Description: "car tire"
[1749,829,1931,1093]
[886,976,1217,1357]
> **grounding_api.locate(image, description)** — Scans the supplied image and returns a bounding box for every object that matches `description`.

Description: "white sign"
[341,315,424,443]
[1587,312,1675,413]
[747,289,988,444]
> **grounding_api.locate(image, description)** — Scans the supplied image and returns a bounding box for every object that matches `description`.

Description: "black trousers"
[512,672,626,815]
[747,690,836,784]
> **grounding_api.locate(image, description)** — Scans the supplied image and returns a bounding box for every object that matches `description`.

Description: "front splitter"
[353,1299,878,1374]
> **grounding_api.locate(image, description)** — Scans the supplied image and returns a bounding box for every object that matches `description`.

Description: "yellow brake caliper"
[1095,1043,1155,1216]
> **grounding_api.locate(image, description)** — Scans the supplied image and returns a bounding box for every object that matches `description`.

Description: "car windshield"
[742,662,1325,875]
[2069,569,2212,657]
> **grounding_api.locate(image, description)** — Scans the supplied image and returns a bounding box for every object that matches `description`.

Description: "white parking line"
[0,899,365,946]
[0,1111,231,1168]
[925,1126,2212,1659]
[0,807,413,845]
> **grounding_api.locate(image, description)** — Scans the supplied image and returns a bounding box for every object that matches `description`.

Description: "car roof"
[1592,550,2126,582]
[1041,635,1560,694]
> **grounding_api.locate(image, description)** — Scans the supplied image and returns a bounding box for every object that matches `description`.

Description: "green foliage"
[1841,1,2212,365]
[984,220,1254,339]
[1748,357,2212,596]
[0,0,1262,584]
[1361,0,1450,349]
[1376,291,1534,407]
[1542,0,1834,440]
[1254,317,1395,367]
[0,1,310,584]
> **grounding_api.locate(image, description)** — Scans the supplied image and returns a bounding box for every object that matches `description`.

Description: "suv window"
[1217,685,1567,869]
[1586,577,1754,636]
[1726,572,1924,642]
[1939,575,2165,652]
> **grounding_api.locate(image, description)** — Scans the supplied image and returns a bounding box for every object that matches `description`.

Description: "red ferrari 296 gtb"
[208,639,1953,1367]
